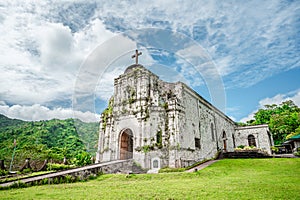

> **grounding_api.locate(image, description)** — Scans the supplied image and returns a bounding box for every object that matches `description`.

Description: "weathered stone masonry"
[96,64,273,169]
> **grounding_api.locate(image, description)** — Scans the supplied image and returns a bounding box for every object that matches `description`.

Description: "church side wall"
[214,115,236,152]
[177,84,236,166]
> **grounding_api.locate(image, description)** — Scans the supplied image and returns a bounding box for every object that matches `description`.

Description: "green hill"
[73,119,99,154]
[0,114,99,169]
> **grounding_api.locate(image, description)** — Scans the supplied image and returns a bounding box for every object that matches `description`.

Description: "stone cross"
[131,49,142,64]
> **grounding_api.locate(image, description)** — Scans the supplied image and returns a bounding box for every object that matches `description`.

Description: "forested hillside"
[0,114,99,168]
[73,119,99,154]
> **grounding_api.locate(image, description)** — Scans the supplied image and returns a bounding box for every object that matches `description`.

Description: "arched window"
[151,157,160,169]
[211,123,214,141]
[153,160,158,168]
[222,131,226,139]
[222,131,227,151]
[232,133,236,148]
[248,134,256,147]
[195,122,201,149]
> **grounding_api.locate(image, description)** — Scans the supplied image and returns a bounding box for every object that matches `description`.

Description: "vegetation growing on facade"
[128,87,136,105]
[162,102,168,110]
[102,97,114,130]
[156,129,162,148]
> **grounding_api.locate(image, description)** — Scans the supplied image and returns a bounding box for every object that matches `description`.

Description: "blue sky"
[0,0,299,122]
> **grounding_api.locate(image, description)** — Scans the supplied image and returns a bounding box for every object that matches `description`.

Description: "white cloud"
[74,18,116,55]
[0,1,115,107]
[0,103,100,122]
[95,67,125,101]
[36,23,74,70]
[0,0,299,122]
[239,90,300,122]
[259,92,300,108]
[239,113,255,124]
[96,0,300,88]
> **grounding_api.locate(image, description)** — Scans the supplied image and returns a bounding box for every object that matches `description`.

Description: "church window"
[156,130,162,147]
[232,133,236,148]
[248,134,256,147]
[195,138,201,148]
[153,160,158,168]
[211,123,215,141]
[222,131,227,151]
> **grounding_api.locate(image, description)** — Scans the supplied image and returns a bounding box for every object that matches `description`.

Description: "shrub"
[22,168,32,174]
[42,178,49,185]
[72,151,92,167]
[159,167,185,173]
[88,174,97,180]
[65,175,73,183]
[125,173,136,178]
[293,147,300,157]
[59,177,65,184]
[235,146,261,151]
[47,163,74,171]
[271,146,279,153]
[10,180,27,189]
[0,169,8,176]
[53,177,59,184]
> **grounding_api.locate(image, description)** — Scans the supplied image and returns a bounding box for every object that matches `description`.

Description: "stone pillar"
[96,116,105,163]
[63,157,67,165]
[20,158,31,172]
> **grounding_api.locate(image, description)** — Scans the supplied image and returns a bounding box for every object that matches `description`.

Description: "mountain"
[0,114,99,168]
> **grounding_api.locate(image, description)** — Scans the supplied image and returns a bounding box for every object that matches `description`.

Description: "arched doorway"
[222,131,227,151]
[119,129,133,160]
[248,134,256,147]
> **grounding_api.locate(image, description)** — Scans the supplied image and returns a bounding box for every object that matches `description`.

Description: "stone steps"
[223,151,271,158]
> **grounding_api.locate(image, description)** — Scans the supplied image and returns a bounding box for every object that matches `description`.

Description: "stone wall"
[0,160,138,188]
[235,125,273,154]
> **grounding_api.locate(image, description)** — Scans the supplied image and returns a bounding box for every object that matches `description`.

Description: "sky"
[0,0,299,123]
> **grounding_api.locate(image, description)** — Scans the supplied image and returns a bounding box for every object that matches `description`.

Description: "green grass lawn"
[1,158,299,199]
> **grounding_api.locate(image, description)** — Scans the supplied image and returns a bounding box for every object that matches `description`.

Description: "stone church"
[96,53,273,170]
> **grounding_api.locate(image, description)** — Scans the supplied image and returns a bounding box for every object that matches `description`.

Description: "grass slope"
[1,159,299,199]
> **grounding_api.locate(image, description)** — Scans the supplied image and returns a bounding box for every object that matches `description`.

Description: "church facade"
[96,64,273,170]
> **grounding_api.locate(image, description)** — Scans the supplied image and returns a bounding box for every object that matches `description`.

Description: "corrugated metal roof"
[289,134,300,140]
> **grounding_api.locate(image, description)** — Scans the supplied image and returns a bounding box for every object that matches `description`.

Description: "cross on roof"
[131,49,142,64]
